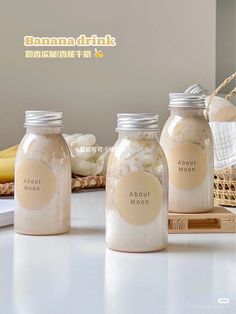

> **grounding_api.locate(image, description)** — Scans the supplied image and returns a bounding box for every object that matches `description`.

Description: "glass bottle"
[14,111,71,235]
[160,94,214,213]
[106,113,168,252]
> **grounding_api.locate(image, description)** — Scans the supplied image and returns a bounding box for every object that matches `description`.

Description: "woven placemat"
[71,175,106,191]
[0,175,106,197]
[0,182,14,196]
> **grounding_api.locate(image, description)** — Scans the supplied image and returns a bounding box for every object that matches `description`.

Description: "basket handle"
[225,86,236,100]
[206,72,236,119]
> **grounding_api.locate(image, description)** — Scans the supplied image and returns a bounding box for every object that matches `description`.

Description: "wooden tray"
[168,207,236,233]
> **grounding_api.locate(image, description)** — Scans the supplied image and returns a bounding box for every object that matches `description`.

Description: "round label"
[167,143,207,190]
[115,171,163,225]
[15,160,56,210]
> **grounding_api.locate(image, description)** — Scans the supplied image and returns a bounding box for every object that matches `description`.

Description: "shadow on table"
[166,240,235,253]
[69,226,105,236]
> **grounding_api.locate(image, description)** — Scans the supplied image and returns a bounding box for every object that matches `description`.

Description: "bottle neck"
[169,108,205,117]
[26,126,62,134]
[118,130,158,141]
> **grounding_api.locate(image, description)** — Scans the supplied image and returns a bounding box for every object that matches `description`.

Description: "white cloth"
[209,122,236,169]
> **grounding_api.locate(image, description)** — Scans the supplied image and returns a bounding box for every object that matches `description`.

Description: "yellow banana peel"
[0,156,15,183]
[0,145,18,183]
[0,144,18,158]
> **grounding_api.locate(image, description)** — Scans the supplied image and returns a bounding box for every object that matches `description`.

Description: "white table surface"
[0,191,236,314]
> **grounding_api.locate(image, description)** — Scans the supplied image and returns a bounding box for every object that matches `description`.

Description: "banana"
[0,157,15,183]
[0,144,18,158]
[0,145,18,183]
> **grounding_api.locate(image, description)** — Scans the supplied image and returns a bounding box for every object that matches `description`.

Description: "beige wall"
[0,0,216,148]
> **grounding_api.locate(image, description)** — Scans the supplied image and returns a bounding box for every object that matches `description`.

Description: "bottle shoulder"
[112,136,165,158]
[17,132,70,162]
[161,114,213,150]
[107,136,168,177]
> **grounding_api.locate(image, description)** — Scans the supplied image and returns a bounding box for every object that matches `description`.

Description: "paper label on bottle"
[15,160,56,210]
[115,171,163,225]
[167,143,207,190]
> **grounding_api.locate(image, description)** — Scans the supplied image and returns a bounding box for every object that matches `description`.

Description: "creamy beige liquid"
[160,109,214,213]
[106,131,168,252]
[14,127,71,235]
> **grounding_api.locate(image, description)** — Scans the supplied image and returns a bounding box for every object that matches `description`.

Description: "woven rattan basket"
[214,167,236,206]
[0,175,106,197]
[207,72,236,207]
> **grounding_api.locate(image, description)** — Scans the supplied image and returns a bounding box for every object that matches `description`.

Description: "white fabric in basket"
[209,122,236,169]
